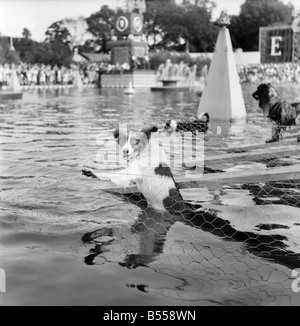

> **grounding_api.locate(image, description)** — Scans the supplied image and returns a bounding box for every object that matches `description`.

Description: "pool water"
[1,85,300,306]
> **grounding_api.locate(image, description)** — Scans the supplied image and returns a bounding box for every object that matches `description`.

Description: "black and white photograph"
[1,0,300,309]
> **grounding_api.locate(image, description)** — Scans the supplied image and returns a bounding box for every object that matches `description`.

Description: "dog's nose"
[123,149,129,155]
[252,91,259,100]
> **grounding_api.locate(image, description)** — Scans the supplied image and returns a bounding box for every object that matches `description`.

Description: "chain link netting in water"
[80,129,300,306]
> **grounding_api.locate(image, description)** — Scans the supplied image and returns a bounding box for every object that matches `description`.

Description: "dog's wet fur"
[90,126,187,213]
[252,83,300,143]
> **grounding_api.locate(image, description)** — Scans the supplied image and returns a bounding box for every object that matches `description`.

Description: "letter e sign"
[270,36,282,56]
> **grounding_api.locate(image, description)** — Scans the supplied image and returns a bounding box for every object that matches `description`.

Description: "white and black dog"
[164,112,210,135]
[86,126,185,213]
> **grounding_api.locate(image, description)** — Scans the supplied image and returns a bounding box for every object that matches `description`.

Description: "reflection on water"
[1,85,300,306]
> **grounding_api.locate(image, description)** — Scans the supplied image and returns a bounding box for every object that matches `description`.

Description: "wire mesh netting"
[80,126,300,306]
[2,87,300,306]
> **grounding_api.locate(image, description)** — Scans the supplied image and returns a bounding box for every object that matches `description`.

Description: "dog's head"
[164,120,178,134]
[252,83,280,114]
[113,126,158,161]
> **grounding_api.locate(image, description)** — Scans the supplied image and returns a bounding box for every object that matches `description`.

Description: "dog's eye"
[133,139,140,145]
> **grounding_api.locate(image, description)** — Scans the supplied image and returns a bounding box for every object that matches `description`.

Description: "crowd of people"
[0,56,152,88]
[0,62,102,87]
[2,61,300,88]
[238,63,300,84]
[99,56,151,74]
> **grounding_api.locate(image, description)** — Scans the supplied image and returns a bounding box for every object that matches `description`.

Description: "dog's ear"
[166,120,171,127]
[113,128,119,140]
[141,126,158,139]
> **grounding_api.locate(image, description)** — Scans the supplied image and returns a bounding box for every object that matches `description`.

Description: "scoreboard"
[259,25,296,63]
[114,13,144,37]
[259,23,300,63]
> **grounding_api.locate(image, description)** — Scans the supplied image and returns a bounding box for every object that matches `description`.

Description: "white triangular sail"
[7,69,21,92]
[198,27,246,121]
[73,70,84,89]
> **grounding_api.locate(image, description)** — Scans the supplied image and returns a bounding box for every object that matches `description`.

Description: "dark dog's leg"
[266,125,282,143]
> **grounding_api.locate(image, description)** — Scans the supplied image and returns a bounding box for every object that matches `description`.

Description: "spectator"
[238,62,300,84]
[4,60,298,88]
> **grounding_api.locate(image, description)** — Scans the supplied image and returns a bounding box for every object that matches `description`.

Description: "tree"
[44,21,73,66]
[144,0,172,50]
[60,17,94,50]
[13,36,72,67]
[230,0,294,51]
[14,37,35,62]
[45,21,71,47]
[86,5,116,53]
[144,0,217,52]
[169,0,218,52]
[22,27,31,39]
[43,40,72,66]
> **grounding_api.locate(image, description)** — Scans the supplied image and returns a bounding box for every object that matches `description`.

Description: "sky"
[0,0,299,42]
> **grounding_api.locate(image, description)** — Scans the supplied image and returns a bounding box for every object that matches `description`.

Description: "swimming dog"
[252,83,300,143]
[89,126,185,213]
[164,112,209,135]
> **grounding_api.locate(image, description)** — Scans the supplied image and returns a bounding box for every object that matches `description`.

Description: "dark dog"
[252,83,300,143]
[164,112,209,135]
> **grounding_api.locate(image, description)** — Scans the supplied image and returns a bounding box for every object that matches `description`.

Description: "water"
[1,85,300,306]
